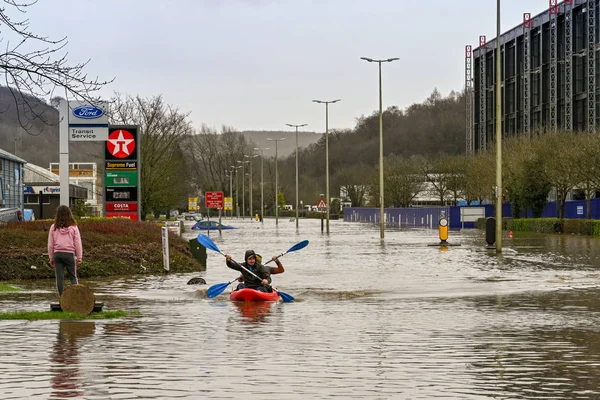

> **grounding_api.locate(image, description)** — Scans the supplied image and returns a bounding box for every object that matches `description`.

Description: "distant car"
[183,214,202,222]
[191,220,234,230]
[0,208,23,225]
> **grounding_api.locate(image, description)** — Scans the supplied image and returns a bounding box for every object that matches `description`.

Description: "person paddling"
[225,250,284,292]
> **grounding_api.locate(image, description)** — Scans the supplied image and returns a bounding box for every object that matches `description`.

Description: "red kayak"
[230,288,280,302]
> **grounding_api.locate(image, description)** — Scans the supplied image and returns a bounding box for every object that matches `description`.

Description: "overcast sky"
[25,0,546,132]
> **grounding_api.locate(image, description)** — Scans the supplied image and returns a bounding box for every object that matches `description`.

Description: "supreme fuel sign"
[104,126,141,220]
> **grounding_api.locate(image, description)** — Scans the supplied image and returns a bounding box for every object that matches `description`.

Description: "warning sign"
[317,199,327,209]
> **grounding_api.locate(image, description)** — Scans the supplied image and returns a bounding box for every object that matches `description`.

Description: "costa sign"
[106,202,138,212]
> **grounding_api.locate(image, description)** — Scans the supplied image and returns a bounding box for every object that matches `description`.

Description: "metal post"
[249,155,253,218]
[296,126,299,228]
[378,61,384,239]
[267,138,285,226]
[312,100,340,234]
[286,123,307,229]
[59,99,69,206]
[495,0,503,253]
[260,151,264,222]
[229,167,233,218]
[275,142,278,225]
[360,57,398,239]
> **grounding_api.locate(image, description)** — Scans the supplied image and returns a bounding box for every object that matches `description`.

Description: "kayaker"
[225,250,284,292]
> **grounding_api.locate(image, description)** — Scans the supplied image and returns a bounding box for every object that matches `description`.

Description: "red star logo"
[107,130,135,158]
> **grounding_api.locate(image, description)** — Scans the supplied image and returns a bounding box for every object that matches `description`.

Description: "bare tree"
[108,93,192,219]
[0,0,112,133]
[186,125,252,196]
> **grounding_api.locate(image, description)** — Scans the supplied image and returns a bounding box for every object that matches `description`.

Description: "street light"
[312,99,340,234]
[233,165,242,218]
[254,147,269,223]
[266,137,286,225]
[237,160,249,218]
[495,0,503,253]
[286,123,307,229]
[226,167,234,218]
[245,152,259,219]
[360,56,399,240]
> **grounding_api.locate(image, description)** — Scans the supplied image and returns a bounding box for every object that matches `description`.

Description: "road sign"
[188,197,198,211]
[224,197,233,211]
[317,199,327,209]
[205,191,224,209]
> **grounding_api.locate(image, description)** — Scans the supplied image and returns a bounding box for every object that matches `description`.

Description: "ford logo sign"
[72,105,104,119]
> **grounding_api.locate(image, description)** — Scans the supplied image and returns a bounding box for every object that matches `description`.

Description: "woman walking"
[47,205,83,297]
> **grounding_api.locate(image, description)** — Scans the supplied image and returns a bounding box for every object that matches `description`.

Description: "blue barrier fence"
[343,198,600,229]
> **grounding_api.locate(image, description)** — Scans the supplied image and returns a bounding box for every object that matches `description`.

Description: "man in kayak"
[225,250,284,292]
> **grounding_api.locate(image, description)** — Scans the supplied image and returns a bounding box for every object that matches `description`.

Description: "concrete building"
[467,0,596,153]
[23,163,88,219]
[49,162,101,216]
[0,147,25,209]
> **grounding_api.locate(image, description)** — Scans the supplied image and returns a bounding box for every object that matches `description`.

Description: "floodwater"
[2,217,600,399]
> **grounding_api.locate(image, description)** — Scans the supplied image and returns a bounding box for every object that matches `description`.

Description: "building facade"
[467,0,598,153]
[0,148,25,209]
[24,163,88,219]
[50,162,101,216]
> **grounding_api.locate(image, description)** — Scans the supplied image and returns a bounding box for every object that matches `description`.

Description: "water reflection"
[50,321,95,399]
[232,301,273,323]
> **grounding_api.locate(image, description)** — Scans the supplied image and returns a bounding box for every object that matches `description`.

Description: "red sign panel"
[317,199,327,209]
[106,202,138,212]
[523,13,532,28]
[106,212,139,221]
[205,191,224,209]
[479,35,486,48]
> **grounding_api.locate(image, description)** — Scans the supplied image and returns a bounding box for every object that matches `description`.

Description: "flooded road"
[2,218,600,399]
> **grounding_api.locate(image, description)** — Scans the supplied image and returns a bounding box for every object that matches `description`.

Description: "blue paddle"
[206,276,241,299]
[198,234,296,302]
[264,240,309,265]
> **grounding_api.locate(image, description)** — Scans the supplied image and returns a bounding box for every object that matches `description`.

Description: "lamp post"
[237,160,249,218]
[234,165,242,218]
[245,153,259,219]
[360,57,399,240]
[254,147,269,223]
[312,99,340,234]
[267,137,286,225]
[227,167,234,218]
[286,123,307,229]
[495,0,503,253]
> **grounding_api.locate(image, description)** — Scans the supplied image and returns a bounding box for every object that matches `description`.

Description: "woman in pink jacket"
[47,205,83,297]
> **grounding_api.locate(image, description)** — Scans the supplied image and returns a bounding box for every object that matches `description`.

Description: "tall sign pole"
[59,99,69,206]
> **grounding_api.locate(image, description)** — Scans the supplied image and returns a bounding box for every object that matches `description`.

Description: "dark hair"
[54,205,77,229]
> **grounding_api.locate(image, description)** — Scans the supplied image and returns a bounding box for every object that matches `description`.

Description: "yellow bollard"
[439,215,448,243]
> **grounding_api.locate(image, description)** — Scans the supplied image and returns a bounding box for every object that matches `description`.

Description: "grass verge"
[0,310,139,321]
[0,284,20,292]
